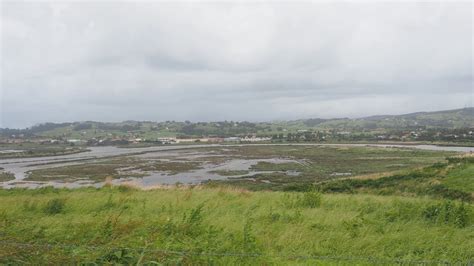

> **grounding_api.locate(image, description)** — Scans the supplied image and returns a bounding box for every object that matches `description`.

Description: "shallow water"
[117,158,299,186]
[0,143,471,188]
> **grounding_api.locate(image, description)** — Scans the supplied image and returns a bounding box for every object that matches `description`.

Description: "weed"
[0,187,472,264]
[299,190,322,208]
[343,216,364,238]
[22,200,38,212]
[98,248,137,264]
[422,200,471,228]
[118,184,136,192]
[242,219,258,254]
[44,198,66,215]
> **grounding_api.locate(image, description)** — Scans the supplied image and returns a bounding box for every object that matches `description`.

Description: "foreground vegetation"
[316,156,474,202]
[0,186,472,264]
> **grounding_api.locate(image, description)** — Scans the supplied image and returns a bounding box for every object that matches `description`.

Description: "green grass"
[21,108,474,141]
[0,187,472,264]
[443,164,474,193]
[317,159,474,202]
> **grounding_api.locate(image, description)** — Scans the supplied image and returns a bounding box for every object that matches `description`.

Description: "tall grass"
[0,187,472,264]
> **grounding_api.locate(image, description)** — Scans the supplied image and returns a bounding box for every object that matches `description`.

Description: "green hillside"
[1,108,473,140]
[314,108,474,129]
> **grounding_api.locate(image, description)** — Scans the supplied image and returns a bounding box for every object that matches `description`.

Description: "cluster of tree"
[270,131,327,142]
[0,122,73,138]
[0,128,33,138]
[177,121,269,137]
[409,128,474,142]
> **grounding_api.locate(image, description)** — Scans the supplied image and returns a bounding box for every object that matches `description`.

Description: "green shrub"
[426,185,472,202]
[44,198,66,215]
[446,157,474,164]
[431,162,448,169]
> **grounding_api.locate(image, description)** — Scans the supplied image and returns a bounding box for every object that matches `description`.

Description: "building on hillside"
[224,137,241,142]
[241,136,272,142]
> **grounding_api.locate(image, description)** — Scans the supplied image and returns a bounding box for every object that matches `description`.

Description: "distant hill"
[304,107,474,130]
[1,108,473,139]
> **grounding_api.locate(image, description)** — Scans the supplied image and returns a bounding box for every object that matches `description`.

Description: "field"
[316,156,474,202]
[1,145,473,264]
[0,186,472,265]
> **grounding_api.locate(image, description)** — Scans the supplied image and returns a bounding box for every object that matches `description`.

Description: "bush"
[426,185,472,202]
[44,198,66,215]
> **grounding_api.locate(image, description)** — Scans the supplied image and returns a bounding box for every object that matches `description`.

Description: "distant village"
[0,133,272,146]
[1,127,473,146]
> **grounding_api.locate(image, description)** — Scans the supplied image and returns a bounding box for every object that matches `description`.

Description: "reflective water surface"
[1,143,472,188]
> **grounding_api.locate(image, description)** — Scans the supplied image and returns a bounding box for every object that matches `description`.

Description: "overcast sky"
[1,1,472,128]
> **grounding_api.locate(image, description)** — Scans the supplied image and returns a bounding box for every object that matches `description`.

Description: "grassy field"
[442,163,474,193]
[0,186,472,265]
[316,157,474,202]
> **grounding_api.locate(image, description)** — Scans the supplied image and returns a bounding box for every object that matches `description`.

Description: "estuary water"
[0,143,472,188]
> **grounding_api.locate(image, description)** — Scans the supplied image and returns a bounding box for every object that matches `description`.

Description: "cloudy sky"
[1,1,472,128]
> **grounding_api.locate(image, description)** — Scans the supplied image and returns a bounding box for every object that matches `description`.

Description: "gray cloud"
[1,1,472,128]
